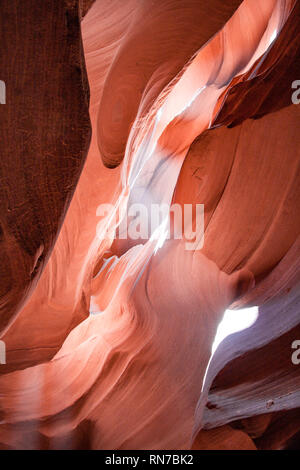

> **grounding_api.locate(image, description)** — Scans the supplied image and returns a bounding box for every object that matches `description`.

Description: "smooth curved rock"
[0,0,299,450]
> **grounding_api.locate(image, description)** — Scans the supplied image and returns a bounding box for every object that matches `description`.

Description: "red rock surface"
[0,0,299,450]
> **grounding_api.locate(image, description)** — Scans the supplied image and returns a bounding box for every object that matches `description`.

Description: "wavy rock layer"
[0,0,299,450]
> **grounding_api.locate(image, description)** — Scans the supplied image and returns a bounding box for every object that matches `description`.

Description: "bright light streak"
[202,306,258,392]
[150,217,169,254]
[269,29,277,45]
[212,306,259,355]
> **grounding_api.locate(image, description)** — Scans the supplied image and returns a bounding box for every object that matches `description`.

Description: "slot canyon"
[0,0,299,450]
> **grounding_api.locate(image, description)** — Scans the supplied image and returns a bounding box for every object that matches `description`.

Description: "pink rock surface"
[0,0,299,449]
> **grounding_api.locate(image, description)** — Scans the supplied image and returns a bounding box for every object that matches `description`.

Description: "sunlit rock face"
[0,0,299,450]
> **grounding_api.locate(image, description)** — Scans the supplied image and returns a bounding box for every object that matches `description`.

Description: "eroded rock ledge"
[0,0,299,450]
